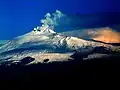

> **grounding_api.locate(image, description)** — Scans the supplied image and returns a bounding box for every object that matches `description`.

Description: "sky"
[0,0,120,39]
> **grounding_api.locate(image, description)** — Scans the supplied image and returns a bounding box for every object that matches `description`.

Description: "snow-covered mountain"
[0,10,120,66]
[0,25,118,65]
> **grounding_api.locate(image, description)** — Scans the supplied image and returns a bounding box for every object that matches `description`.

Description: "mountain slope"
[0,25,120,66]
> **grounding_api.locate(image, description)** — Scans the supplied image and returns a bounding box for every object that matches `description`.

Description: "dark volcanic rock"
[20,56,35,65]
[43,59,49,62]
[1,54,120,82]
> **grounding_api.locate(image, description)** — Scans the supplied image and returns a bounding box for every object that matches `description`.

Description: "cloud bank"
[87,27,120,43]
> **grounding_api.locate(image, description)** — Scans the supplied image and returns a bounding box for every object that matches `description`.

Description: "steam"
[40,10,65,28]
[33,10,65,31]
[87,27,120,43]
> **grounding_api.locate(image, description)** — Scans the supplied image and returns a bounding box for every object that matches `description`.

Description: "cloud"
[87,27,120,43]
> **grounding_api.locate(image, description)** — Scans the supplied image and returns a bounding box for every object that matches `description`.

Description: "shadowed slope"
[1,54,120,81]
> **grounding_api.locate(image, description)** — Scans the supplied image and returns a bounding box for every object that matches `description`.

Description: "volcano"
[0,23,120,66]
[0,10,120,81]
